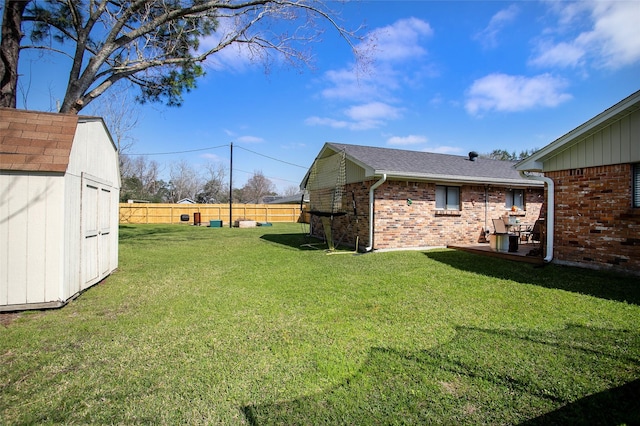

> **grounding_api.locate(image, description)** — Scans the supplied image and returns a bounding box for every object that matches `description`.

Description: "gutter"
[519,171,554,263]
[366,174,387,252]
[374,170,543,187]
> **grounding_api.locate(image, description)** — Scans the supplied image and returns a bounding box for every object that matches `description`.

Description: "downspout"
[484,185,489,239]
[519,171,554,263]
[366,174,387,252]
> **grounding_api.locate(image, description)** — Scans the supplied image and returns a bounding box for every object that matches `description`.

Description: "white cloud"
[311,18,432,130]
[320,68,386,102]
[345,102,402,122]
[198,17,265,72]
[465,73,572,116]
[305,102,402,131]
[304,116,350,129]
[201,153,224,161]
[236,135,264,144]
[529,40,586,68]
[530,1,640,70]
[387,135,428,146]
[361,17,433,63]
[474,4,520,49]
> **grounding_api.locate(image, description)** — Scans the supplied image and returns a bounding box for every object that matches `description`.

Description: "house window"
[506,189,525,210]
[634,164,640,208]
[436,185,460,210]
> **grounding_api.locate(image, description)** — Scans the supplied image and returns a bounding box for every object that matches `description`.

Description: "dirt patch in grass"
[0,313,21,327]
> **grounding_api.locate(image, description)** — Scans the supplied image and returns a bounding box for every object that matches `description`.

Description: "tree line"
[482,149,538,161]
[119,155,301,204]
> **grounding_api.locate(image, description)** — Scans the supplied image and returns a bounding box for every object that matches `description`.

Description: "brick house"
[303,143,544,251]
[516,90,640,275]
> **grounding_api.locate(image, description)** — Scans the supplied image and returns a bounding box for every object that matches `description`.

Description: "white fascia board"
[368,171,544,187]
[515,158,545,172]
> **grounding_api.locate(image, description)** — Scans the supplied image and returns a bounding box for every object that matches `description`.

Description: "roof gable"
[322,142,539,186]
[0,108,79,173]
[517,90,640,171]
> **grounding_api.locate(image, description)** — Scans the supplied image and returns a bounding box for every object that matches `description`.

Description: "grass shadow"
[243,325,640,425]
[425,250,640,305]
[520,379,640,425]
[260,233,341,252]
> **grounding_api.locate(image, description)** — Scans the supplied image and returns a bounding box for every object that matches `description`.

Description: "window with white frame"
[436,185,460,210]
[634,164,640,208]
[506,189,525,210]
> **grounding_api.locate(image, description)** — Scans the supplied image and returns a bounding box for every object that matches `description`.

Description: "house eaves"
[372,170,542,187]
[516,90,640,172]
[323,142,542,187]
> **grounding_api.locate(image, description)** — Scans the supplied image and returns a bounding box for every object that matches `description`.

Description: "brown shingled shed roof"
[0,108,79,173]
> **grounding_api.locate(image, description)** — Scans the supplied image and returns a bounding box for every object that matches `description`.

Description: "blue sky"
[18,1,640,194]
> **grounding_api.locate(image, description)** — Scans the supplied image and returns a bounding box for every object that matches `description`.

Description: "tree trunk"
[0,0,30,109]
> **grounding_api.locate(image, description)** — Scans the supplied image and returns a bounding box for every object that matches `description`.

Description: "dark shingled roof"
[325,142,541,186]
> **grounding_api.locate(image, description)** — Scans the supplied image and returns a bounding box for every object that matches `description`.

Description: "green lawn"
[1,223,639,424]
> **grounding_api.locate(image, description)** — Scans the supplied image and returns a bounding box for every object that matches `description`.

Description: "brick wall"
[310,179,543,250]
[548,164,640,274]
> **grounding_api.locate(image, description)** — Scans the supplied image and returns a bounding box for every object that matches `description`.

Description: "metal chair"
[520,224,533,243]
[531,220,542,244]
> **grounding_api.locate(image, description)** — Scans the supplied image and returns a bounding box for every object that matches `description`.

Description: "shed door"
[82,175,113,289]
[99,187,112,276]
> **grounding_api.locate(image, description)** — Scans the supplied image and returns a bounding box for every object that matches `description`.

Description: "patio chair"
[525,219,545,257]
[531,220,542,243]
[520,224,533,243]
[492,218,509,235]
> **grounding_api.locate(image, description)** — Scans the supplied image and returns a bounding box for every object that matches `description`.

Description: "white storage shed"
[1,108,120,311]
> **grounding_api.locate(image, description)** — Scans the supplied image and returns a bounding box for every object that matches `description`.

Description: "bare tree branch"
[2,0,362,113]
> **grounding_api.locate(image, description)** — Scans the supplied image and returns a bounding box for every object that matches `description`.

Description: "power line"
[127,144,229,156]
[234,168,300,185]
[126,141,306,186]
[235,145,308,169]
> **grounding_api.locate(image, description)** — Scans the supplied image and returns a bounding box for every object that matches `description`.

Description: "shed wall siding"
[63,171,82,299]
[68,121,120,185]
[544,109,640,172]
[66,121,120,296]
[548,164,640,274]
[1,115,120,311]
[0,173,65,305]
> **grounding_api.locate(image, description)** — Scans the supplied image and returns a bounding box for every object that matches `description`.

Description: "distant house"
[1,108,120,311]
[177,198,196,204]
[303,143,544,251]
[516,90,640,275]
[263,192,309,205]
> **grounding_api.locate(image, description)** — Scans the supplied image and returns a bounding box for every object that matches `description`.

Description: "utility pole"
[229,142,233,228]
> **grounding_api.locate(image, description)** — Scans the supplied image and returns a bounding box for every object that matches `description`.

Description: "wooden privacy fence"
[119,203,308,225]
